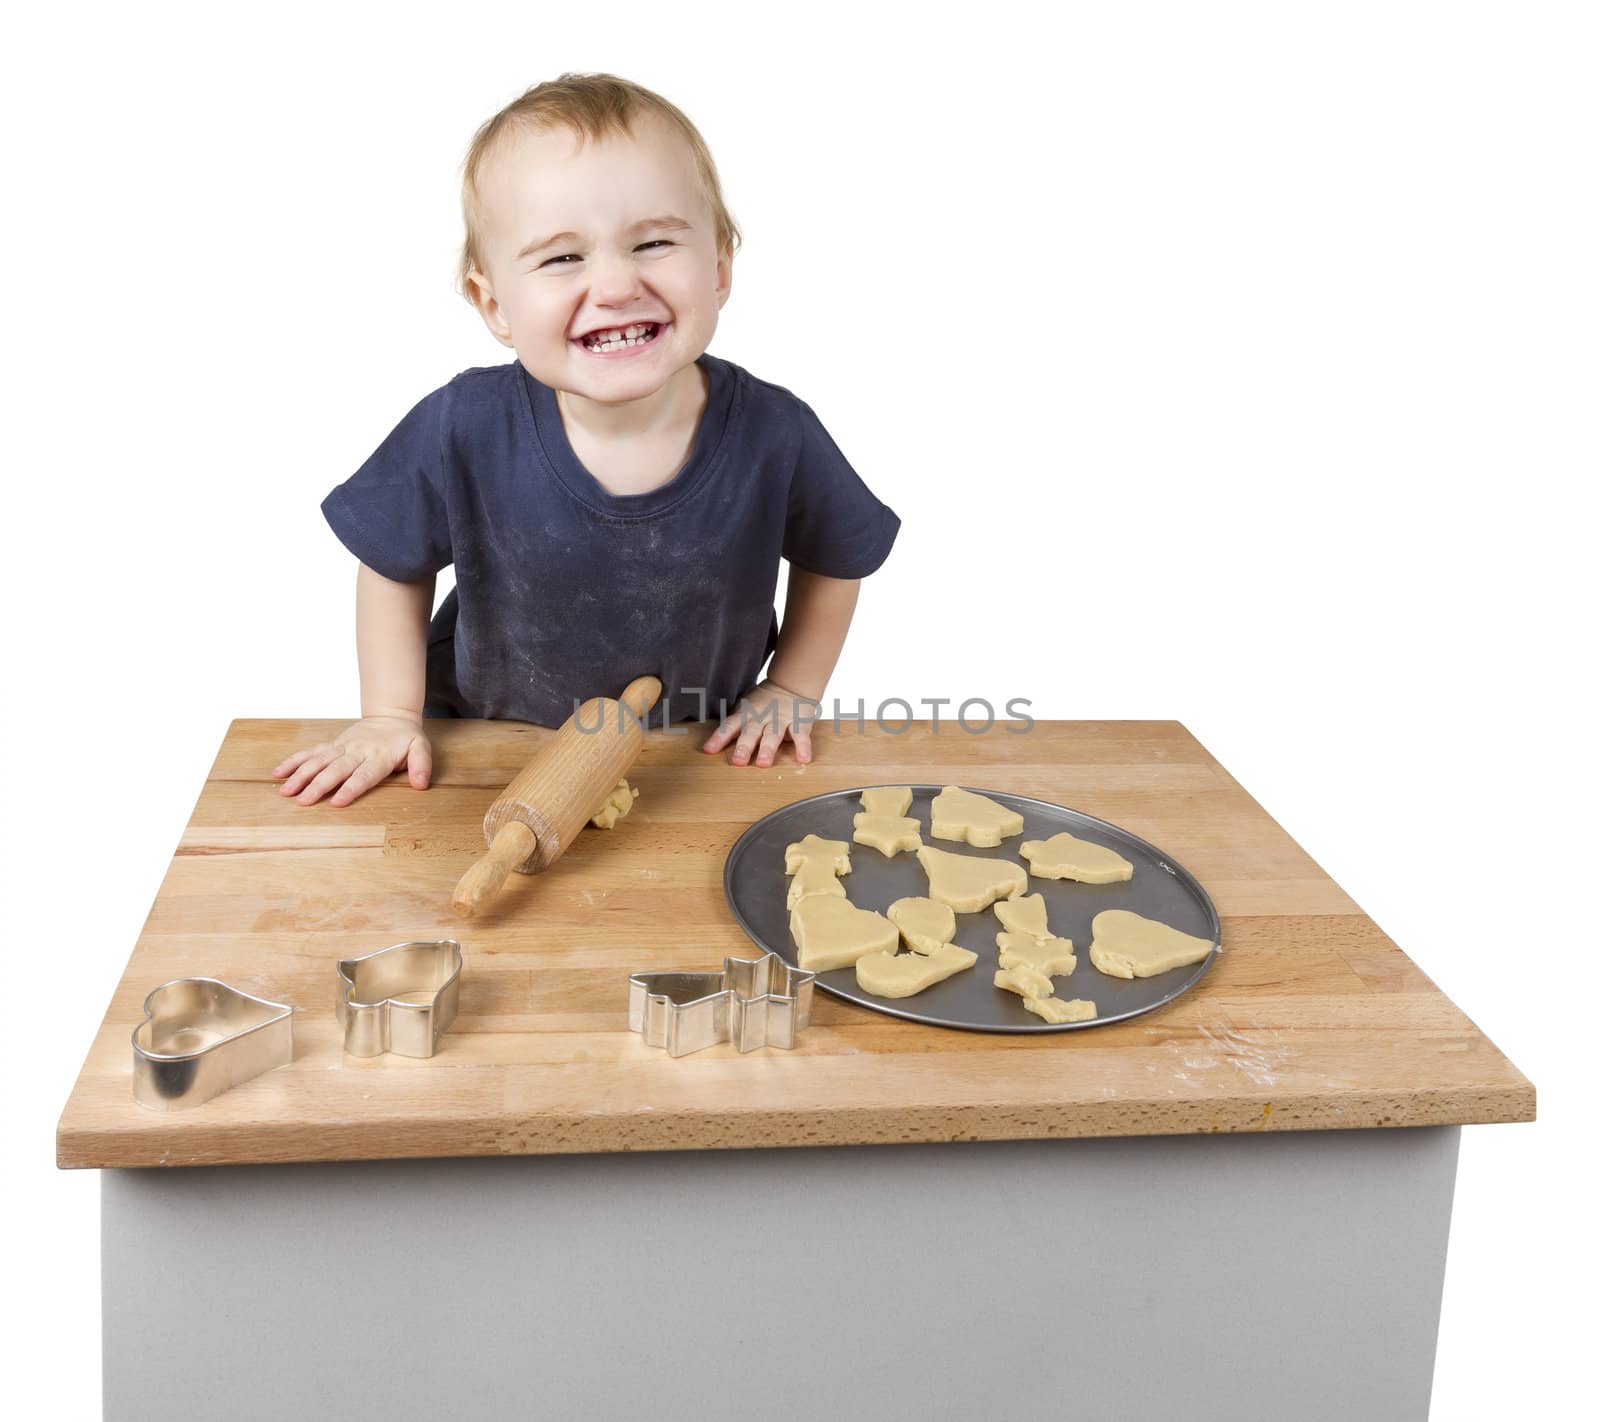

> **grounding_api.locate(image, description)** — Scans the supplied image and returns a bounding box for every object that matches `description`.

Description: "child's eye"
[539,241,673,269]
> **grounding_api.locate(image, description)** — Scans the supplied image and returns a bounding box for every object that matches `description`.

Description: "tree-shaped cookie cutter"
[336,939,463,1058]
[132,978,294,1110]
[628,951,815,1057]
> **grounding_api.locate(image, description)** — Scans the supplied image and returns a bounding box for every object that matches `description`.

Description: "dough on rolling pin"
[929,786,1024,847]
[853,812,923,858]
[917,845,1027,913]
[1088,909,1214,979]
[790,896,899,972]
[784,833,852,909]
[886,897,957,955]
[589,778,640,829]
[1019,831,1132,884]
[855,943,978,998]
[994,894,1077,977]
[859,785,913,817]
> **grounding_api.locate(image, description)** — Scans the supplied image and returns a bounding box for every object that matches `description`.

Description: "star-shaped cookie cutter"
[628,951,815,1057]
[335,939,463,1058]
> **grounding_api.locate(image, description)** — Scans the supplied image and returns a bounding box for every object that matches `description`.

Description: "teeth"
[582,322,658,351]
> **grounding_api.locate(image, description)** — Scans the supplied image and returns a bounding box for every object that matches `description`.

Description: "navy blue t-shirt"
[320,352,900,729]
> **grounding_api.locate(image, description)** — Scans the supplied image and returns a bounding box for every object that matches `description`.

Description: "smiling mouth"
[574,322,666,355]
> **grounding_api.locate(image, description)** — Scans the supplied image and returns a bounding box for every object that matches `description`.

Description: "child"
[274,72,899,808]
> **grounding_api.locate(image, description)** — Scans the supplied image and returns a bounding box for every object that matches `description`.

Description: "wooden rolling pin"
[451,675,661,917]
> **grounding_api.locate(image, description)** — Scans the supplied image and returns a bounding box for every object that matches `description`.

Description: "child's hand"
[272,715,433,807]
[701,679,819,768]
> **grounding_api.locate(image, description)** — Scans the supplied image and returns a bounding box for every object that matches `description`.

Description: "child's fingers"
[408,737,432,789]
[328,756,392,807]
[279,749,336,795]
[753,722,783,768]
[700,718,738,752]
[728,717,766,766]
[791,725,813,764]
[294,753,359,805]
[273,745,326,781]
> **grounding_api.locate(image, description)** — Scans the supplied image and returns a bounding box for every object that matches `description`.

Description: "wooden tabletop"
[57,718,1534,1169]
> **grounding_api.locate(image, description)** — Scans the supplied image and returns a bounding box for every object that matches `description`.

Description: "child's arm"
[702,566,861,767]
[273,563,437,806]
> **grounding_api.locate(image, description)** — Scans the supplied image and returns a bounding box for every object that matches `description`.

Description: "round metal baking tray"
[723,785,1220,1033]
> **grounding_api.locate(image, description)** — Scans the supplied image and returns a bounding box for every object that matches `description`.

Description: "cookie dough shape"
[790,896,899,973]
[784,834,851,875]
[855,943,979,998]
[786,858,847,909]
[1019,831,1133,884]
[886,897,958,955]
[590,779,639,829]
[853,812,923,858]
[930,786,1025,847]
[917,845,1027,913]
[994,963,1054,1000]
[995,961,1098,1025]
[993,894,1077,977]
[860,786,913,817]
[1022,995,1097,1024]
[784,834,852,909]
[1088,909,1214,979]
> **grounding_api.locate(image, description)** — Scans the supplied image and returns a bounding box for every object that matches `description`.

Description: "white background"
[6,2,1594,1416]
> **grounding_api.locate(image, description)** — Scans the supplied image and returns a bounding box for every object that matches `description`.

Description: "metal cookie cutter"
[132,978,294,1110]
[336,939,463,1058]
[628,951,815,1058]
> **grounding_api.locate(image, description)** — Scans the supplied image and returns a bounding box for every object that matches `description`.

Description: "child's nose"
[587,252,647,301]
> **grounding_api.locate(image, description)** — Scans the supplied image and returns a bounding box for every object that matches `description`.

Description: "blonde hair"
[456,72,742,301]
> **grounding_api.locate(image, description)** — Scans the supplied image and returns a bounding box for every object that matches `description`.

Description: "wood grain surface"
[56,718,1534,1169]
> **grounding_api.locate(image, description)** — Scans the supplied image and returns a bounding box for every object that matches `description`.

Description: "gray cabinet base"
[103,1126,1458,1421]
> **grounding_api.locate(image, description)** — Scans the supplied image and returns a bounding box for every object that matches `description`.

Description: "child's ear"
[465,268,516,347]
[715,244,734,310]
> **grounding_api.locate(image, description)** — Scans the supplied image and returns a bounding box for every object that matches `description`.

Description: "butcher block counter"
[63,717,1533,1422]
[58,716,1530,1168]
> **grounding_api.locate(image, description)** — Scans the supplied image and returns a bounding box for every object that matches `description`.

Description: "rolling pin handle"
[451,820,539,918]
[620,675,663,723]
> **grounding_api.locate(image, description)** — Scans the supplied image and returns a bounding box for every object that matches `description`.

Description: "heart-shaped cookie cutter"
[132,978,294,1110]
[628,951,815,1057]
[336,939,463,1058]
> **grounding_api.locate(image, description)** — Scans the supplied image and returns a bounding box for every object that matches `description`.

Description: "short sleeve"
[781,401,901,578]
[320,387,453,582]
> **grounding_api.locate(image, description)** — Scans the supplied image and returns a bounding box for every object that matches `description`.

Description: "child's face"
[468,115,732,407]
